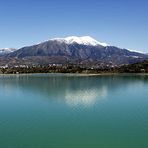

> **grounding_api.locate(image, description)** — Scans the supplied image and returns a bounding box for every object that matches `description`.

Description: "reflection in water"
[65,86,107,107]
[0,74,148,148]
[0,74,148,107]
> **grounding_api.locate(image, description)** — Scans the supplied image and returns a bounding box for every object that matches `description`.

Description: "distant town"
[0,61,148,74]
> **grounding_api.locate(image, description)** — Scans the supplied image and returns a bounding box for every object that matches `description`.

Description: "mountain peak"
[50,36,108,47]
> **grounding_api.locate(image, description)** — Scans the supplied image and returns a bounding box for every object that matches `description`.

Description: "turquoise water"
[0,74,148,148]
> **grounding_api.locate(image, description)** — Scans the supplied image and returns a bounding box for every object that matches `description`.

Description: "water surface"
[0,74,148,148]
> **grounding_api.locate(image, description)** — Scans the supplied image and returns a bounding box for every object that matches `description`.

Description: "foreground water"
[0,74,148,148]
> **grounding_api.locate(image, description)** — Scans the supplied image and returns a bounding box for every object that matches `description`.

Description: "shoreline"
[0,72,148,77]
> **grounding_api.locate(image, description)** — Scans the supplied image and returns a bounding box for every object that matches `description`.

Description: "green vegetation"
[118,60,148,73]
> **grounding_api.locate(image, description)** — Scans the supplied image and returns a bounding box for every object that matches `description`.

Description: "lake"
[0,74,148,148]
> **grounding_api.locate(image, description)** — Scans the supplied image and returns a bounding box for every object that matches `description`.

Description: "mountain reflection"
[0,74,148,107]
[65,86,107,106]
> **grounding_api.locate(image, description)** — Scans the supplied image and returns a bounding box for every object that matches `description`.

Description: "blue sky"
[0,0,148,52]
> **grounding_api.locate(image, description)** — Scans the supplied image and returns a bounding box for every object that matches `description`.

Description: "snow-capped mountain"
[50,36,108,47]
[0,48,16,56]
[1,36,148,66]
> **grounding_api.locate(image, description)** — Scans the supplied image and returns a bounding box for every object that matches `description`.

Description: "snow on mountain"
[50,36,108,47]
[128,49,146,54]
[0,48,16,55]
